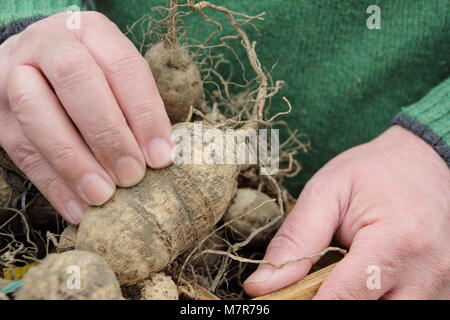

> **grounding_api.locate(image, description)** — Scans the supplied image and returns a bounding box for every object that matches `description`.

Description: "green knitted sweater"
[1,0,449,194]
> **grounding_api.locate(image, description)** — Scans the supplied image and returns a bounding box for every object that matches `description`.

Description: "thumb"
[244,178,343,297]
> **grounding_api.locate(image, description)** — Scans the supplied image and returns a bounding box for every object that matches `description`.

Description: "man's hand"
[0,12,173,224]
[245,125,450,299]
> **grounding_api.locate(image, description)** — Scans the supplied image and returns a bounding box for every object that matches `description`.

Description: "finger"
[0,112,86,224]
[78,12,173,168]
[28,27,146,187]
[244,178,342,297]
[314,225,396,300]
[7,65,116,206]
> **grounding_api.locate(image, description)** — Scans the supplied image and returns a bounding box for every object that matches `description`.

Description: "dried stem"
[188,1,268,125]
[166,0,179,44]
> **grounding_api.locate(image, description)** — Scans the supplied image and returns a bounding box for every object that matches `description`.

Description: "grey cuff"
[393,113,450,167]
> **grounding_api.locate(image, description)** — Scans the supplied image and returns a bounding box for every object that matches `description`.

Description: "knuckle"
[8,87,40,115]
[40,175,64,200]
[395,217,431,255]
[268,223,305,254]
[128,101,164,128]
[352,233,400,276]
[303,178,326,197]
[50,144,79,168]
[83,11,110,24]
[103,49,147,81]
[19,22,42,41]
[8,144,63,202]
[11,143,42,174]
[302,178,335,211]
[1,33,19,54]
[17,18,56,47]
[90,123,124,149]
[301,177,339,220]
[52,51,92,87]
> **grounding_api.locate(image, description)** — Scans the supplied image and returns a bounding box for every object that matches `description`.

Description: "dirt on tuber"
[145,41,203,124]
[224,188,282,246]
[139,273,179,300]
[16,250,123,300]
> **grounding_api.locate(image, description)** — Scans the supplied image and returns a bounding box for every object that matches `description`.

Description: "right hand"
[0,12,173,224]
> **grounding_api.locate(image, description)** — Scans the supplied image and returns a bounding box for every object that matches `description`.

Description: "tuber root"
[223,188,282,246]
[145,41,203,124]
[16,250,123,300]
[76,122,239,285]
[139,273,178,300]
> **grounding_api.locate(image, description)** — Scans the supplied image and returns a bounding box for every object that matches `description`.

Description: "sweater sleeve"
[0,0,94,44]
[393,78,450,167]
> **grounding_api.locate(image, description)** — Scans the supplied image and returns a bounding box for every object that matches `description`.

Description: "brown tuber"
[76,122,239,285]
[16,250,123,300]
[224,188,282,246]
[145,41,203,124]
[139,273,178,300]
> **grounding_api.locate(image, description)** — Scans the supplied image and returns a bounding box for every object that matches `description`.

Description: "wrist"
[376,125,449,170]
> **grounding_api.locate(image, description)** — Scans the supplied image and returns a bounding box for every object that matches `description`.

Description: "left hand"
[244,125,450,299]
[0,12,173,224]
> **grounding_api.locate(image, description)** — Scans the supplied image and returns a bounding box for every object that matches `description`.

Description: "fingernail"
[65,200,86,224]
[146,138,173,169]
[79,174,115,206]
[244,266,274,284]
[114,156,145,187]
